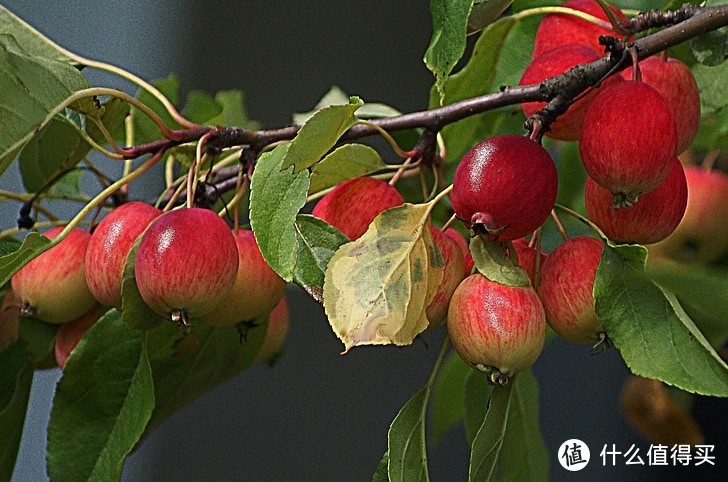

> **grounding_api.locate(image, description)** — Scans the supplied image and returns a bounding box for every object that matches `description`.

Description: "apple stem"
[590,332,614,355]
[629,48,642,82]
[224,169,251,232]
[531,229,544,292]
[49,151,164,248]
[186,131,216,209]
[356,120,414,159]
[553,203,611,241]
[550,210,569,242]
[389,156,416,187]
[64,50,200,130]
[161,182,186,213]
[440,214,457,232]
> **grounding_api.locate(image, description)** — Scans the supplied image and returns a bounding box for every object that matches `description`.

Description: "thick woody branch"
[152,3,728,207]
[205,4,727,153]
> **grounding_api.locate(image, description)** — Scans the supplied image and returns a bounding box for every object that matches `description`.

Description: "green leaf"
[470,236,531,287]
[467,1,513,34]
[0,342,28,411]
[691,29,728,66]
[595,244,728,396]
[21,97,130,193]
[18,317,58,365]
[425,0,475,103]
[48,168,83,199]
[0,231,52,287]
[294,86,401,124]
[144,313,267,429]
[209,90,256,128]
[463,369,494,445]
[0,35,90,177]
[249,144,311,282]
[181,89,223,124]
[0,343,32,482]
[357,102,403,120]
[430,352,471,445]
[693,61,728,115]
[387,387,430,482]
[464,371,548,480]
[19,117,86,193]
[309,143,386,194]
[292,86,350,125]
[132,75,182,144]
[648,264,728,346]
[293,214,349,290]
[85,96,130,145]
[0,238,21,257]
[692,107,728,150]
[429,16,521,164]
[495,370,549,482]
[281,99,364,172]
[323,203,444,352]
[553,140,587,210]
[469,381,514,482]
[372,452,389,482]
[121,235,166,331]
[0,5,77,63]
[47,310,154,482]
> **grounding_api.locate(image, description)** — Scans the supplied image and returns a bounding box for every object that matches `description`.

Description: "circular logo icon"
[558,439,590,471]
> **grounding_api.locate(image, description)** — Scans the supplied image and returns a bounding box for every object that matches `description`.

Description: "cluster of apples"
[445,0,721,382]
[7,202,289,368]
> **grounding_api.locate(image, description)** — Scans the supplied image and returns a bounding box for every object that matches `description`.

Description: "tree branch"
[203,4,727,151]
[152,3,728,206]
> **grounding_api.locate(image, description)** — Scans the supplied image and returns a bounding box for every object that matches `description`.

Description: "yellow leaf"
[323,203,444,352]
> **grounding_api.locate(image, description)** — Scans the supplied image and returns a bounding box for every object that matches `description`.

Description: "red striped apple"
[134,208,239,324]
[201,229,287,327]
[312,177,404,240]
[447,273,546,384]
[12,227,96,324]
[537,236,606,345]
[85,201,162,309]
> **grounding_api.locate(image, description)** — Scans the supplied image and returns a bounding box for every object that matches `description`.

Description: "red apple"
[532,0,630,58]
[451,135,558,241]
[11,227,97,324]
[648,166,728,264]
[520,44,621,141]
[134,208,239,322]
[201,229,287,327]
[620,56,700,155]
[445,228,474,277]
[537,236,606,344]
[447,273,546,383]
[585,158,687,244]
[257,297,290,365]
[54,305,102,369]
[425,227,466,329]
[311,176,404,240]
[85,201,162,309]
[579,80,678,204]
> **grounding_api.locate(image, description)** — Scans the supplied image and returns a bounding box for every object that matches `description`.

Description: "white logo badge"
[558,439,590,471]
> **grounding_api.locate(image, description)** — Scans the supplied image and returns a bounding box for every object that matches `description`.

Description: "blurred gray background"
[3,1,724,481]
